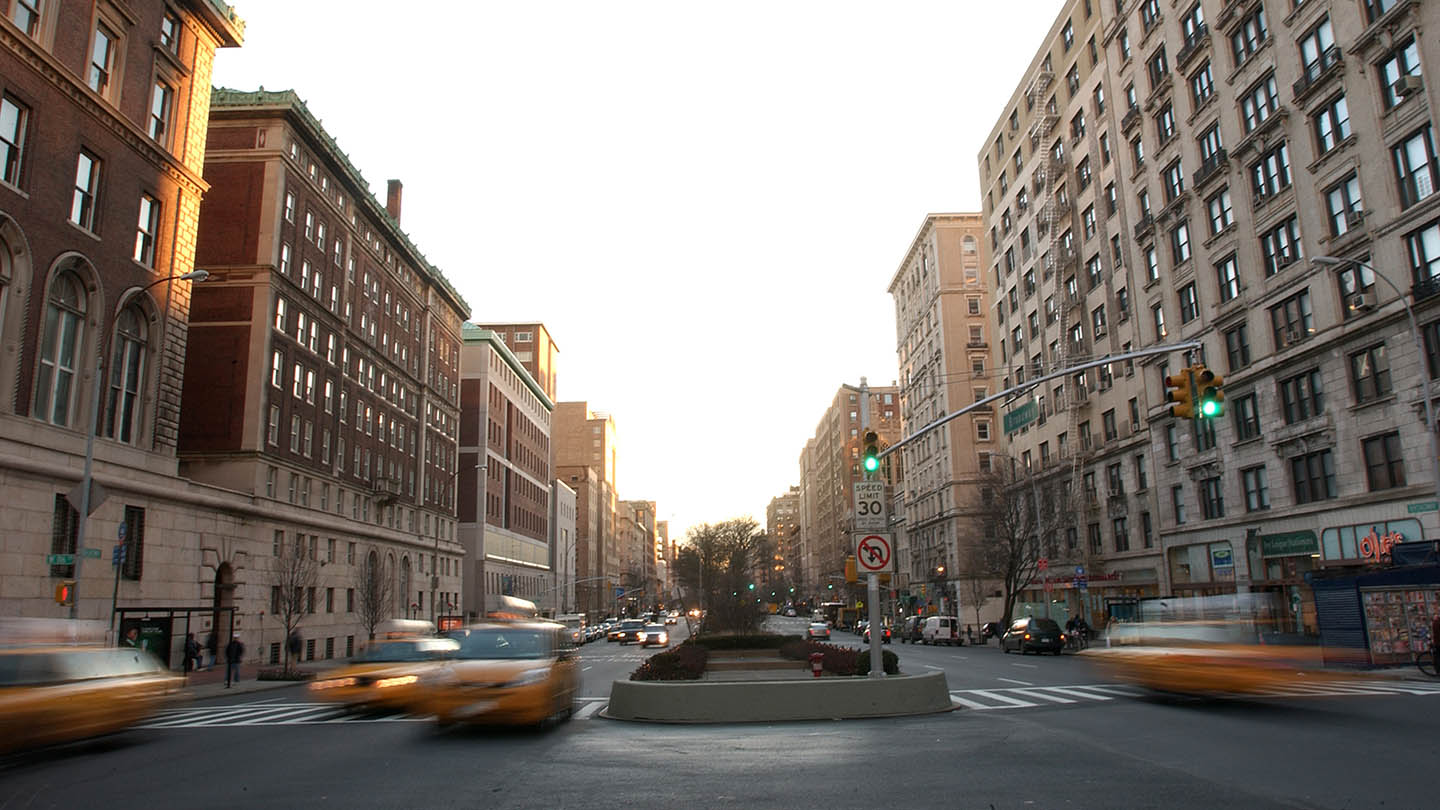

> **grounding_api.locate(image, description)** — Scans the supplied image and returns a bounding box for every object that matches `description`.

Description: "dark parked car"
[980,622,1004,642]
[899,616,925,643]
[1001,617,1065,655]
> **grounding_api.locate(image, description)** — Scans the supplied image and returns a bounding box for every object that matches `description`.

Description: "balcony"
[1415,275,1440,303]
[372,477,403,504]
[1192,148,1228,188]
[1174,25,1209,70]
[1120,105,1142,133]
[1133,213,1156,241]
[1292,47,1344,103]
[1025,69,1055,106]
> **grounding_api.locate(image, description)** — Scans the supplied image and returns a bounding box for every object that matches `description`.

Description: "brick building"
[554,402,617,618]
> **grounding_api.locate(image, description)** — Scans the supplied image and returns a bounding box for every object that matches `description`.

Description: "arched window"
[963,235,978,254]
[105,305,146,443]
[34,272,85,426]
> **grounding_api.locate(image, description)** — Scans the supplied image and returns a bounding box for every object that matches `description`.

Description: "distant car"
[899,616,925,644]
[806,622,831,641]
[855,620,869,636]
[784,607,797,617]
[664,614,677,625]
[639,624,669,647]
[1002,617,1065,655]
[608,619,647,644]
[922,616,964,646]
[862,625,891,644]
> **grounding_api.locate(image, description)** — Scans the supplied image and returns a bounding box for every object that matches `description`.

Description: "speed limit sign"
[852,482,887,530]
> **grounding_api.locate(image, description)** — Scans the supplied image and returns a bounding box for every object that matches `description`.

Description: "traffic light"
[747,583,755,591]
[1164,367,1196,419]
[1196,366,1225,418]
[845,555,857,583]
[861,429,880,473]
[54,580,75,606]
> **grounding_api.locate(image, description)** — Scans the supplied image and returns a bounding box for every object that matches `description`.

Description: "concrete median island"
[603,670,954,723]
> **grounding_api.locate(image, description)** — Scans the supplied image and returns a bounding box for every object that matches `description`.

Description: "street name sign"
[46,554,74,565]
[81,548,102,559]
[852,481,888,530]
[853,533,895,574]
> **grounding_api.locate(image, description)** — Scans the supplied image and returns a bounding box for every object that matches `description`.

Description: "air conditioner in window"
[1394,75,1424,98]
[1280,329,1303,348]
[1094,324,1107,338]
[1347,292,1375,313]
[1344,209,1366,229]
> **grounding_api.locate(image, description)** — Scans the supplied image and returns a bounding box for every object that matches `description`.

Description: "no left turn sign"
[853,533,894,574]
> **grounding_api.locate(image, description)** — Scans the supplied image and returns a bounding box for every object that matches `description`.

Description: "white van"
[922,616,964,646]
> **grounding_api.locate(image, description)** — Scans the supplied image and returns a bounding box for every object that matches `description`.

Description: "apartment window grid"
[1279,368,1324,424]
[1325,174,1364,237]
[1393,126,1437,209]
[1363,432,1406,491]
[1379,38,1421,110]
[1199,477,1224,520]
[1349,344,1392,404]
[1338,262,1376,321]
[1408,221,1440,284]
[1231,6,1268,66]
[1,95,26,186]
[1178,283,1199,323]
[1242,466,1270,512]
[1171,221,1192,265]
[1313,95,1350,154]
[1233,392,1261,441]
[87,23,118,95]
[1190,62,1214,106]
[1163,160,1184,202]
[1171,485,1187,525]
[1224,322,1250,370]
[1216,254,1240,303]
[11,0,41,36]
[1270,289,1313,347]
[148,81,174,146]
[1250,142,1291,202]
[70,152,101,231]
[1113,516,1130,553]
[1241,74,1279,133]
[1291,448,1337,504]
[133,195,160,267]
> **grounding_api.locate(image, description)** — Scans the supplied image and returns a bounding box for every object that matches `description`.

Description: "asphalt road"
[4,616,1439,810]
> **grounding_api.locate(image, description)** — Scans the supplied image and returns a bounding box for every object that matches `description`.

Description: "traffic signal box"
[861,430,880,473]
[1164,367,1195,419]
[54,580,75,606]
[845,555,857,583]
[1165,364,1225,420]
[1196,367,1225,417]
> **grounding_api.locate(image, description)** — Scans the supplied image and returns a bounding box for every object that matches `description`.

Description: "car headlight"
[500,668,549,688]
[311,677,357,691]
[658,633,667,644]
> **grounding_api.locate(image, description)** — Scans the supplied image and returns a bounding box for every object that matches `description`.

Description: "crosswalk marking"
[949,680,1440,712]
[140,698,611,729]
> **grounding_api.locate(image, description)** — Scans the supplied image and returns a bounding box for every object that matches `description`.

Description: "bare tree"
[269,540,320,673]
[961,574,989,632]
[354,551,393,641]
[969,454,1074,626]
[677,518,769,634]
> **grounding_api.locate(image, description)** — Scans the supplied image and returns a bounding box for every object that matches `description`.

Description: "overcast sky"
[211,0,1065,543]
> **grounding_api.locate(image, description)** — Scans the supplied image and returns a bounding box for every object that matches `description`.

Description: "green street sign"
[46,553,75,565]
[1004,400,1038,435]
[82,547,102,559]
[1260,531,1318,558]
[1407,500,1439,514]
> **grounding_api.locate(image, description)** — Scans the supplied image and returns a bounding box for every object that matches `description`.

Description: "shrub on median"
[630,643,709,681]
[777,640,900,676]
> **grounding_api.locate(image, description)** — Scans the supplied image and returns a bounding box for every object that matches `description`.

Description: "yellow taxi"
[1082,620,1327,696]
[308,635,459,712]
[415,621,580,728]
[0,619,184,754]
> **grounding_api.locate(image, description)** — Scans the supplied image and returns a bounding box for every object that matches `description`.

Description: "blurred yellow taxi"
[0,619,183,754]
[417,621,579,728]
[1083,620,1326,696]
[309,636,459,712]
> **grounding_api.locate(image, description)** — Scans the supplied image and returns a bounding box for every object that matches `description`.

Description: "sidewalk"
[176,661,343,700]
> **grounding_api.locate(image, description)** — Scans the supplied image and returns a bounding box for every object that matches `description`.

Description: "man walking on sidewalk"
[225,635,244,688]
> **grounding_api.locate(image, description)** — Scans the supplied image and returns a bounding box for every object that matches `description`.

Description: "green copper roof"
[461,324,554,411]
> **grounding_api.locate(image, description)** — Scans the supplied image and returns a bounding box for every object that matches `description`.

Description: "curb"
[605,671,954,723]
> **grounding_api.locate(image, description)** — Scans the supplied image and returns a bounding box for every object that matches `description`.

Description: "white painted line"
[148,705,286,727]
[951,656,970,660]
[1043,686,1115,700]
[1009,688,1076,704]
[950,696,1005,711]
[996,677,1033,686]
[923,664,943,670]
[232,706,335,725]
[574,702,604,719]
[582,666,593,672]
[1077,684,1145,696]
[966,689,1038,708]
[579,696,609,700]
[1011,662,1039,669]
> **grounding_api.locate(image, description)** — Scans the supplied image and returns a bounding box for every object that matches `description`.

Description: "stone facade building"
[554,402,617,618]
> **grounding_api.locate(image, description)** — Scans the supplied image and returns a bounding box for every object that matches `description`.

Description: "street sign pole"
[858,379,884,680]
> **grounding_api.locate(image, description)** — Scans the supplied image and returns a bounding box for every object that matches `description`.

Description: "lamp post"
[1314,256,1440,507]
[72,270,209,620]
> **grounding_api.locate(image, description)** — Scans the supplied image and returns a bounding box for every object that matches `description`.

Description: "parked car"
[1001,616,1065,655]
[922,616,964,646]
[899,616,925,643]
[980,622,1004,642]
[805,622,831,641]
[862,625,891,644]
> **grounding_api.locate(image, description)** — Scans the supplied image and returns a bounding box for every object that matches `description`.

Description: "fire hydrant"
[809,651,825,678]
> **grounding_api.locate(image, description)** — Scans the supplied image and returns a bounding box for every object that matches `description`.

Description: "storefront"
[1167,539,1238,598]
[1245,530,1321,637]
[1311,545,1440,667]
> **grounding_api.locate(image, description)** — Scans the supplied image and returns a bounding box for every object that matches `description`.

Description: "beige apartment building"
[984,0,1440,630]
[887,213,995,616]
[794,382,902,599]
[766,486,801,596]
[554,402,618,618]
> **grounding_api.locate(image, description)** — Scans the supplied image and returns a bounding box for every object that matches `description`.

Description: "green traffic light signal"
[1196,367,1225,418]
[748,583,755,590]
[862,430,880,472]
[827,583,833,590]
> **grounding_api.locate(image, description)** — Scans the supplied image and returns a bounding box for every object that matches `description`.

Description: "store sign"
[1358,529,1405,563]
[1260,530,1318,558]
[1321,519,1424,563]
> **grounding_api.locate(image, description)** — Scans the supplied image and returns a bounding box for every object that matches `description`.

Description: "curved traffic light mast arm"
[879,340,1203,461]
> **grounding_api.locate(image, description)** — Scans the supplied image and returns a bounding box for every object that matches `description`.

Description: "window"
[1251,142,1291,201]
[270,350,282,387]
[133,195,160,267]
[1156,105,1176,143]
[1231,6,1268,66]
[289,414,300,452]
[1337,261,1375,320]
[1171,221,1192,265]
[1145,245,1159,284]
[34,273,85,426]
[1260,217,1302,276]
[118,506,145,580]
[50,494,79,578]
[1106,183,1117,216]
[1349,344,1391,403]
[1163,160,1184,201]
[1242,466,1270,511]
[1066,65,1080,96]
[10,0,42,37]
[1394,127,1437,209]
[1200,477,1224,520]
[1379,38,1421,110]
[1177,284,1198,324]
[160,11,180,52]
[1062,19,1074,50]
[267,405,279,445]
[1131,136,1145,170]
[1408,221,1440,284]
[1147,50,1169,91]
[1270,289,1313,347]
[148,81,174,146]
[1364,0,1399,24]
[1224,321,1250,370]
[1241,74,1279,133]
[1363,432,1406,491]
[1077,157,1092,191]
[273,296,286,332]
[284,191,295,223]
[105,307,147,444]
[1291,448,1337,504]
[1152,303,1167,340]
[1190,61,1214,106]
[1171,485,1187,525]
[1,95,27,186]
[976,420,991,441]
[1233,392,1261,441]
[304,211,314,241]
[1325,174,1364,237]
[1216,255,1240,303]
[70,151,100,230]
[1165,424,1179,462]
[1314,95,1350,155]
[1279,368,1324,424]
[87,23,117,95]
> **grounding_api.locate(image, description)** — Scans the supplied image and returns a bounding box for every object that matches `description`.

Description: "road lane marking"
[1009,688,1075,703]
[923,664,943,670]
[1011,662,1039,669]
[582,666,593,671]
[966,689,1038,708]
[996,677,1033,686]
[1043,686,1115,700]
[574,702,605,719]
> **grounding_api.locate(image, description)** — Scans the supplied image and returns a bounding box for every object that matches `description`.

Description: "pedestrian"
[184,633,200,674]
[204,632,217,671]
[1431,611,1440,674]
[225,635,244,688]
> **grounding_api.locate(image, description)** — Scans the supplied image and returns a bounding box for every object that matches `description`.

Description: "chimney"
[386,179,403,224]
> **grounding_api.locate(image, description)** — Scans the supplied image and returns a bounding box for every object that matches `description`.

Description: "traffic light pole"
[859,381,883,680]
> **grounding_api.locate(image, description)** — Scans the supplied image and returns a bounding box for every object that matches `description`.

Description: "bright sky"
[211,0,1066,543]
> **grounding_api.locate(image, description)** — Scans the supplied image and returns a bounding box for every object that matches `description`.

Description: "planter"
[606,671,953,723]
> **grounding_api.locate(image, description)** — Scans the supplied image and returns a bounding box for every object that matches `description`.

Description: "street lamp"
[73,269,209,621]
[1314,256,1440,507]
